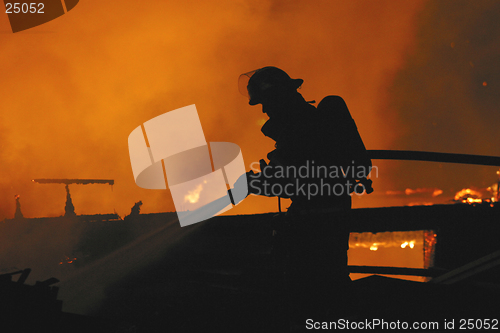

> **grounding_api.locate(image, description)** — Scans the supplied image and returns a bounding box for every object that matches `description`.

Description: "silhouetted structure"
[238,66,372,325]
[0,268,62,331]
[64,184,76,217]
[123,200,143,222]
[1,203,499,331]
[32,179,114,185]
[126,201,142,219]
[31,179,114,217]
[14,194,24,220]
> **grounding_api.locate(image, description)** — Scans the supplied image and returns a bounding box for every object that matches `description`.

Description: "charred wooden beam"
[349,265,445,277]
[32,179,114,185]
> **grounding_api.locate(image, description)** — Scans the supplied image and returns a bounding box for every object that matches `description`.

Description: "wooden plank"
[349,265,444,277]
[430,249,500,284]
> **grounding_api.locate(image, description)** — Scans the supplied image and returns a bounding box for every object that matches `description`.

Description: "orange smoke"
[0,0,427,219]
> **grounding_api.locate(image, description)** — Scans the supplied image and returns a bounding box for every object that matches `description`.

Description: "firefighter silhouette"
[236,66,372,324]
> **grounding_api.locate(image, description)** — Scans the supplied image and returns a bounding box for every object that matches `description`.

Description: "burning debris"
[454,188,483,204]
[349,231,424,252]
[382,169,500,207]
[453,186,498,205]
[58,256,78,265]
[452,168,500,205]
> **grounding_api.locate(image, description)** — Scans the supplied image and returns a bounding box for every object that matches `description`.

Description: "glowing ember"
[59,256,77,265]
[486,184,498,201]
[401,241,415,249]
[350,231,422,251]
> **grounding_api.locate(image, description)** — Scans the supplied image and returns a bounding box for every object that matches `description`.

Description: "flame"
[486,184,498,201]
[432,189,443,197]
[454,188,483,204]
[401,241,415,249]
[184,182,206,204]
[350,231,422,250]
[455,171,500,205]
[454,188,477,200]
[404,188,443,196]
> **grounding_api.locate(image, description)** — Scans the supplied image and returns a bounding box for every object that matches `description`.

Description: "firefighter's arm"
[235,159,294,198]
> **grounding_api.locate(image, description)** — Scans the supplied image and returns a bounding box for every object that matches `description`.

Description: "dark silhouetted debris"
[64,184,76,217]
[0,269,109,333]
[14,195,24,220]
[124,201,143,221]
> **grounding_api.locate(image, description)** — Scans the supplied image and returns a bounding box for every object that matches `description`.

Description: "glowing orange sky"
[1,0,498,220]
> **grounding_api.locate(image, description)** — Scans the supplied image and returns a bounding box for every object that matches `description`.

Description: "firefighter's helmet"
[238,66,303,105]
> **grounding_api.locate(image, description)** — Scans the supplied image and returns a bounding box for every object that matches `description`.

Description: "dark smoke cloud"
[387,0,500,197]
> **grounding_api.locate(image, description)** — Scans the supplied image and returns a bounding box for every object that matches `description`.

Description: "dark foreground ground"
[2,204,500,332]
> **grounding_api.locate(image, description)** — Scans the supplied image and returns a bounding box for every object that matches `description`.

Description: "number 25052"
[5,3,45,14]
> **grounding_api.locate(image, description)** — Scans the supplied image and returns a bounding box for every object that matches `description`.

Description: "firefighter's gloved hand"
[232,170,257,202]
[246,170,263,195]
[233,160,277,197]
